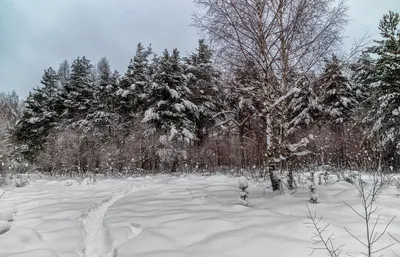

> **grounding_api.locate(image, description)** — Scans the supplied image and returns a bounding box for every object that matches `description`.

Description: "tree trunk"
[269,165,281,191]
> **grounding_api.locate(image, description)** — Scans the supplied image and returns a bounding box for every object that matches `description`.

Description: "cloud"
[344,0,399,45]
[0,0,199,97]
[0,0,398,98]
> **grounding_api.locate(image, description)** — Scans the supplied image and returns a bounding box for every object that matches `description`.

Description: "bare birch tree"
[193,0,349,190]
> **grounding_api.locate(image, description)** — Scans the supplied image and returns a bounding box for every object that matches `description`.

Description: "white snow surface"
[1,174,400,256]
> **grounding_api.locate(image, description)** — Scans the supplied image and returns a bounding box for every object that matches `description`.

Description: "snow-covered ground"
[1,174,400,257]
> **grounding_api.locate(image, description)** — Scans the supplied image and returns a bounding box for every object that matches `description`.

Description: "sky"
[0,0,399,98]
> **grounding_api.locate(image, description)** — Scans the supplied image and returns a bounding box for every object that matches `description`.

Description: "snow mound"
[0,227,44,251]
[237,198,249,206]
[0,220,11,235]
[6,249,59,257]
[238,176,248,188]
[0,208,14,222]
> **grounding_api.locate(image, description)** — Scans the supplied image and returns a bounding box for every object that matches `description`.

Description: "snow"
[142,108,159,123]
[182,128,195,140]
[27,117,40,124]
[116,89,130,98]
[169,88,179,99]
[238,176,248,188]
[0,208,14,222]
[0,221,11,235]
[1,174,400,256]
[168,126,178,141]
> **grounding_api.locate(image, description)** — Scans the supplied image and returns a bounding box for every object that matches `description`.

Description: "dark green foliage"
[318,55,358,124]
[143,48,198,138]
[356,12,400,154]
[13,68,60,160]
[184,39,221,143]
[61,56,94,124]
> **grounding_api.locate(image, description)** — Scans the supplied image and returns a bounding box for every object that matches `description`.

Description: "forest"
[0,1,399,192]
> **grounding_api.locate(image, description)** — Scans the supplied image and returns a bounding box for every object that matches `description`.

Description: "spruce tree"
[143,49,197,136]
[143,49,198,171]
[314,56,358,166]
[58,60,70,88]
[117,43,152,122]
[83,57,119,134]
[184,39,221,144]
[318,55,358,124]
[61,56,95,125]
[13,68,60,160]
[286,71,318,132]
[361,11,400,162]
[351,53,376,103]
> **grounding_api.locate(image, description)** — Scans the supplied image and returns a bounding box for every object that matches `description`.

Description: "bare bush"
[343,173,396,257]
[307,172,397,257]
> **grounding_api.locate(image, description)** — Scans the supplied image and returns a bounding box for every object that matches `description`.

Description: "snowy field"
[1,174,400,257]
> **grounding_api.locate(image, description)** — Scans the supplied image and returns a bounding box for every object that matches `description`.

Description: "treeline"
[9,41,222,174]
[1,11,399,179]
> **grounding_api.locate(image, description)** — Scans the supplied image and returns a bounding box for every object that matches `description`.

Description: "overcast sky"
[0,0,399,98]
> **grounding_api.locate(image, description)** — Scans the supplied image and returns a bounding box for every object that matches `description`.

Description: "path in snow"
[81,190,133,257]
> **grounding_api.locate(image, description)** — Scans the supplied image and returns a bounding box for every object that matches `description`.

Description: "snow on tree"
[286,73,319,132]
[351,53,376,104]
[60,56,95,126]
[184,39,221,144]
[0,91,22,172]
[85,57,118,131]
[117,43,153,124]
[309,55,360,166]
[193,0,349,191]
[142,48,198,172]
[317,55,358,125]
[356,11,400,167]
[58,60,70,88]
[143,49,198,135]
[13,68,61,160]
[213,60,263,168]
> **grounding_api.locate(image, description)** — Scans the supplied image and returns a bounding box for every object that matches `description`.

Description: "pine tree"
[184,39,221,144]
[86,57,117,129]
[117,43,152,122]
[351,53,376,103]
[129,43,152,109]
[61,56,95,125]
[360,11,400,164]
[286,72,318,133]
[142,49,198,171]
[13,68,60,160]
[41,67,62,116]
[143,49,198,136]
[313,56,358,166]
[318,55,358,125]
[58,60,70,88]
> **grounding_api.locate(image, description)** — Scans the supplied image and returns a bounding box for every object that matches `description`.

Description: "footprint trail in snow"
[81,190,132,257]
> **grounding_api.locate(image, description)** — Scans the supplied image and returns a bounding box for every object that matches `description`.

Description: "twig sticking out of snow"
[0,191,4,199]
[343,173,396,257]
[187,188,195,199]
[305,204,344,257]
